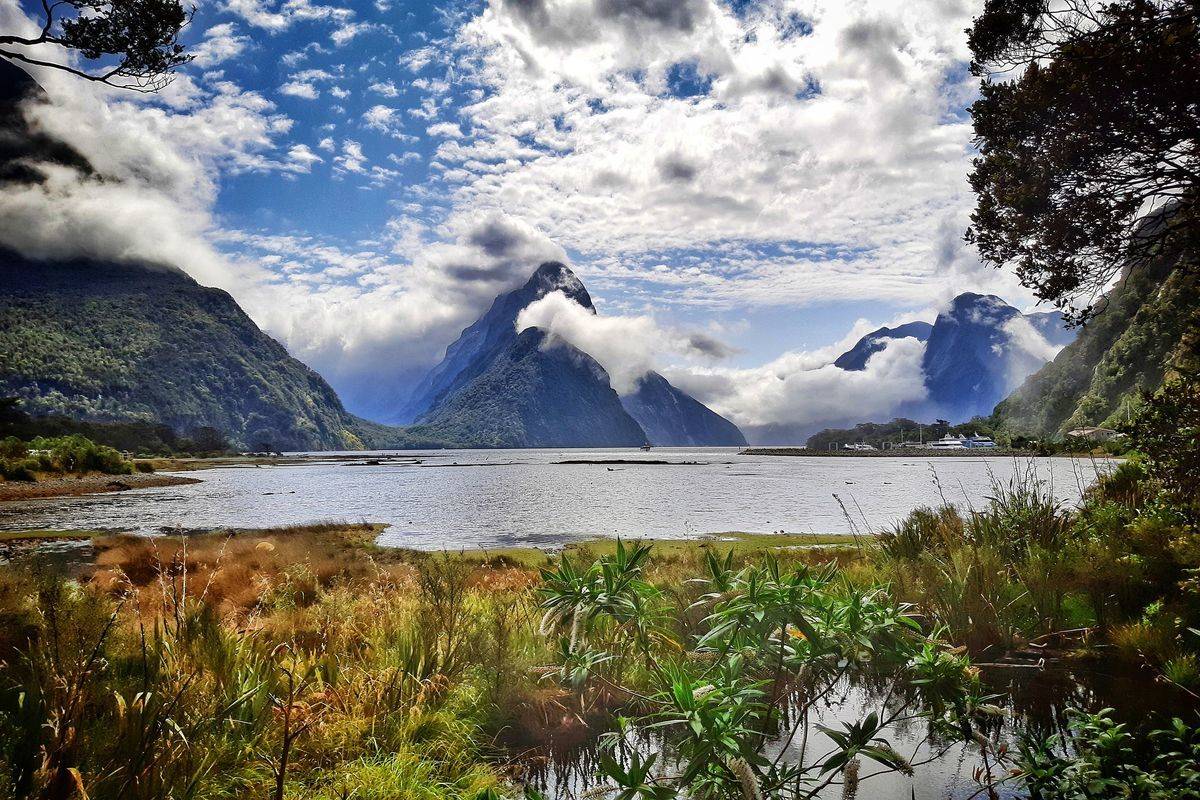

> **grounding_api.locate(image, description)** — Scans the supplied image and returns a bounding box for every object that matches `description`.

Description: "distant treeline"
[0,397,232,456]
[804,416,1130,454]
[805,417,994,451]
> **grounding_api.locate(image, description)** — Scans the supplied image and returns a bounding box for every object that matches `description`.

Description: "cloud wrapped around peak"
[664,333,930,435]
[516,291,734,394]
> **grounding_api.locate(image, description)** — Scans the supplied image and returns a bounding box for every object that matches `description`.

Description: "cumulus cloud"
[0,61,301,296]
[413,0,998,311]
[515,291,734,393]
[223,0,354,31]
[279,80,320,99]
[665,336,929,435]
[999,315,1067,392]
[192,23,251,67]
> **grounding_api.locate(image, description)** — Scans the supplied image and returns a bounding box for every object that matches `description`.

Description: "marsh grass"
[0,523,877,800]
[873,459,1200,671]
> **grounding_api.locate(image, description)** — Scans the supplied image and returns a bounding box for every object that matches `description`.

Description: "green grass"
[440,531,860,568]
[0,528,106,542]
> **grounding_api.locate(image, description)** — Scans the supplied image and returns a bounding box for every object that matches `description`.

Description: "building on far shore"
[1066,427,1123,442]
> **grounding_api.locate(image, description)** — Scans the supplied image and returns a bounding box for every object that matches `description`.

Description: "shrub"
[0,436,26,460]
[27,434,132,475]
[1017,710,1200,799]
[1127,374,1200,522]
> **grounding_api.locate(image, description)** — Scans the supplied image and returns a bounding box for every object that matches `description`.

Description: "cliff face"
[833,321,933,371]
[412,327,648,448]
[398,261,594,425]
[831,293,1075,425]
[398,262,747,448]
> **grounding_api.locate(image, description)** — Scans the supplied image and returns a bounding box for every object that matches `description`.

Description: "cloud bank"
[516,291,734,394]
[666,336,930,437]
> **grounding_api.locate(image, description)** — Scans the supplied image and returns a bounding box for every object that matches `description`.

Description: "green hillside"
[993,235,1199,438]
[0,254,390,452]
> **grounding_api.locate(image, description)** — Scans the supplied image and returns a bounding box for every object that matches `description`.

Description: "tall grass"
[874,458,1200,675]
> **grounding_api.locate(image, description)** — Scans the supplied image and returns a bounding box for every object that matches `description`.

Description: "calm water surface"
[0,449,1110,549]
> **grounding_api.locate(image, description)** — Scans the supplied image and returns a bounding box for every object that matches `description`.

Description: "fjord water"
[0,449,1109,547]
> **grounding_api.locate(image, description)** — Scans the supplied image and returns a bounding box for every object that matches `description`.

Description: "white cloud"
[191,23,251,67]
[409,0,1003,312]
[222,0,354,31]
[333,139,368,174]
[427,121,464,138]
[331,21,379,46]
[287,143,324,170]
[666,336,930,433]
[516,291,733,393]
[279,80,320,99]
[369,80,400,97]
[1002,316,1063,364]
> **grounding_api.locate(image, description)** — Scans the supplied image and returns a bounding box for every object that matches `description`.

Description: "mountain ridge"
[396,262,747,448]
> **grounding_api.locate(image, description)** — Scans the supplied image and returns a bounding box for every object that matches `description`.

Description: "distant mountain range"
[400,261,746,448]
[833,293,1075,424]
[833,321,933,371]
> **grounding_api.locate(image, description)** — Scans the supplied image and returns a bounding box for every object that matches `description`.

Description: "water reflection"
[517,664,1196,800]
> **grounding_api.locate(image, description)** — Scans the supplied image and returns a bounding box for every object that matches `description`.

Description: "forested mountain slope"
[993,238,1198,437]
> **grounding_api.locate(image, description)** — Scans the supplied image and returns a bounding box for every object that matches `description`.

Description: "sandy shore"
[0,472,201,501]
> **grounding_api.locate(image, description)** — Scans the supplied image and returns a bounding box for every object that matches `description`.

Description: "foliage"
[537,540,986,799]
[1128,374,1200,521]
[0,258,371,452]
[1016,709,1200,799]
[966,0,1199,321]
[991,236,1199,438]
[0,531,524,800]
[0,433,132,480]
[0,0,192,90]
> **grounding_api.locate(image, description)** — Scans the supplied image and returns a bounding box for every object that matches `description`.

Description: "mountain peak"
[525,261,592,311]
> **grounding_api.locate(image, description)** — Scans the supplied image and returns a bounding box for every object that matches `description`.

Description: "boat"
[928,435,968,450]
[640,443,652,450]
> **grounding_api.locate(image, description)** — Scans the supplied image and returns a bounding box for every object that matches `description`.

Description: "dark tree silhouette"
[965,0,1199,322]
[0,0,192,91]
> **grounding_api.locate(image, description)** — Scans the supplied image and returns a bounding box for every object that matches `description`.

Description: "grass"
[865,459,1200,673]
[453,531,859,567]
[0,520,900,800]
[0,529,107,543]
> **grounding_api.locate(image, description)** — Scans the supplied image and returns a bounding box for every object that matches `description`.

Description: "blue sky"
[4,0,1043,430]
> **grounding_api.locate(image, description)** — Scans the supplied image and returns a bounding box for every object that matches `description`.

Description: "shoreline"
[0,472,201,502]
[739,447,1096,457]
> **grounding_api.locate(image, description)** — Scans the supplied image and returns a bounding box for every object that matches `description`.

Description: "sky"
[1,0,1053,432]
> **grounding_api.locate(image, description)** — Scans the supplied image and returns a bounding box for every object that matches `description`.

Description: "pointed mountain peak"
[524,261,593,310]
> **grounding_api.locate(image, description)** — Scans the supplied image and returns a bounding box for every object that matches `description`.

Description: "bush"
[28,434,132,476]
[1017,710,1200,799]
[0,436,26,460]
[1127,374,1200,521]
[0,459,37,482]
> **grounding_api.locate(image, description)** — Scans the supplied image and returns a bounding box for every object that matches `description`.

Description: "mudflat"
[0,472,201,501]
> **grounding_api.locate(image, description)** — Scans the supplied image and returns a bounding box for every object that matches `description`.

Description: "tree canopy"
[0,0,192,91]
[966,0,1199,322]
